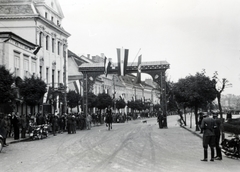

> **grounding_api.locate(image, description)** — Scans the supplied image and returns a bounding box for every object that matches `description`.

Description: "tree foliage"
[172,71,216,131]
[88,92,97,109]
[0,65,15,104]
[116,97,126,110]
[19,76,47,107]
[67,90,81,109]
[96,92,112,110]
[127,99,144,111]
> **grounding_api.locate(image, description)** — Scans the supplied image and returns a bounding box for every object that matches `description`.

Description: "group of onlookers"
[0,110,112,143]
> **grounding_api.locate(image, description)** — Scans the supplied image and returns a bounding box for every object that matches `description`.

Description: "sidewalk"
[6,134,31,144]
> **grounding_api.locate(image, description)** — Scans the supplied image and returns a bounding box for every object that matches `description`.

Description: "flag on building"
[73,79,81,95]
[104,56,112,77]
[43,86,49,103]
[136,55,142,83]
[33,46,41,55]
[117,48,129,76]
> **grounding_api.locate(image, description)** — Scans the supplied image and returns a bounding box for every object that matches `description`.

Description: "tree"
[96,93,112,111]
[67,90,81,111]
[0,65,15,113]
[212,71,231,119]
[127,99,144,112]
[19,76,47,113]
[88,92,97,109]
[115,97,126,111]
[172,71,216,131]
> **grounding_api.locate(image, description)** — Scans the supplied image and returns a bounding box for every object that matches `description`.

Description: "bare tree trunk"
[190,109,192,128]
[194,105,199,131]
[217,93,225,141]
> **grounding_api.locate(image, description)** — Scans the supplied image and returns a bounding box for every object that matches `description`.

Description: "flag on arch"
[117,48,129,76]
[136,55,142,83]
[73,79,81,94]
[104,56,112,77]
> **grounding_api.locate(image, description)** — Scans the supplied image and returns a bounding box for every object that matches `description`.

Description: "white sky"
[58,0,240,95]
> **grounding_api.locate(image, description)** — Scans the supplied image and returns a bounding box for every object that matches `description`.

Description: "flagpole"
[131,48,141,66]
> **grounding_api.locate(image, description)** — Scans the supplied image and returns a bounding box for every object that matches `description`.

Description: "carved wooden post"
[82,72,88,116]
[161,70,167,128]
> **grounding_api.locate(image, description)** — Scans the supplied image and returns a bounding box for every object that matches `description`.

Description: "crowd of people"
[0,111,103,145]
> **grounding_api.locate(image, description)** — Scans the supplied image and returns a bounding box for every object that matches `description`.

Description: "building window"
[46,36,49,50]
[39,32,42,47]
[52,69,55,88]
[63,45,66,57]
[24,56,29,78]
[51,16,54,22]
[46,68,49,84]
[52,38,55,53]
[31,60,36,76]
[14,51,20,77]
[57,41,60,55]
[45,12,48,19]
[58,71,60,84]
[39,66,42,79]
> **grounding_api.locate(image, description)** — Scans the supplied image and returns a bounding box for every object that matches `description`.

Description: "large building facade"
[0,0,70,115]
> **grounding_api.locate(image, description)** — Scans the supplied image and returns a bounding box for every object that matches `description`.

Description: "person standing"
[20,114,27,138]
[213,113,222,160]
[67,114,73,134]
[12,113,20,140]
[200,112,216,162]
[86,113,92,130]
[52,115,58,136]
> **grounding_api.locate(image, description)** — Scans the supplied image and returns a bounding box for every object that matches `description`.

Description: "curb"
[8,137,30,144]
[181,125,203,139]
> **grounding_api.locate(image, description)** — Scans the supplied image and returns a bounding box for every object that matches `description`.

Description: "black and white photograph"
[0,0,240,171]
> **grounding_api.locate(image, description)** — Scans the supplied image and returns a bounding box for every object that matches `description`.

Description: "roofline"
[0,31,37,49]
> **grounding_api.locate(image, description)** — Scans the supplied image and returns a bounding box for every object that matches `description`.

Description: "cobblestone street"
[1,115,240,172]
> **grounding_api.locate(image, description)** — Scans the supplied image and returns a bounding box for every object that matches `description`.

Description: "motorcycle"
[221,134,240,159]
[29,122,49,140]
[40,124,49,139]
[29,124,42,140]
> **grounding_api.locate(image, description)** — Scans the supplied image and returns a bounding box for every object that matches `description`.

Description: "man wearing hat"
[200,112,217,162]
[213,113,222,160]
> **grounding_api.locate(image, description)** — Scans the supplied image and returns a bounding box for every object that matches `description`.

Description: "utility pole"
[113,75,116,113]
[63,46,67,114]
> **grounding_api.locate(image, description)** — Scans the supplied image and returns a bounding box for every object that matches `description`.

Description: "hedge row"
[222,118,240,134]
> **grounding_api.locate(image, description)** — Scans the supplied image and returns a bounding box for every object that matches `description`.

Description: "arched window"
[39,32,42,46]
[46,35,49,50]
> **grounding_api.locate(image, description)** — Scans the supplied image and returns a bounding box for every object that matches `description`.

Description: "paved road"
[0,115,239,172]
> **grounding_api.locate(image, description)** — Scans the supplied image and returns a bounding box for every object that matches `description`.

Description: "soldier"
[12,113,20,140]
[20,114,27,138]
[200,112,216,162]
[213,113,222,160]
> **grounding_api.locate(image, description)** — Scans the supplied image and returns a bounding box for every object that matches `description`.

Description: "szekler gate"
[78,60,170,128]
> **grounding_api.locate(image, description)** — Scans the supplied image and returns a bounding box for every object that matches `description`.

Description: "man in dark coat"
[12,113,20,140]
[51,115,58,136]
[213,113,222,160]
[200,112,216,162]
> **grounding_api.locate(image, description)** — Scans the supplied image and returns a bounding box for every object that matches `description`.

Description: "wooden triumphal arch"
[78,61,170,128]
